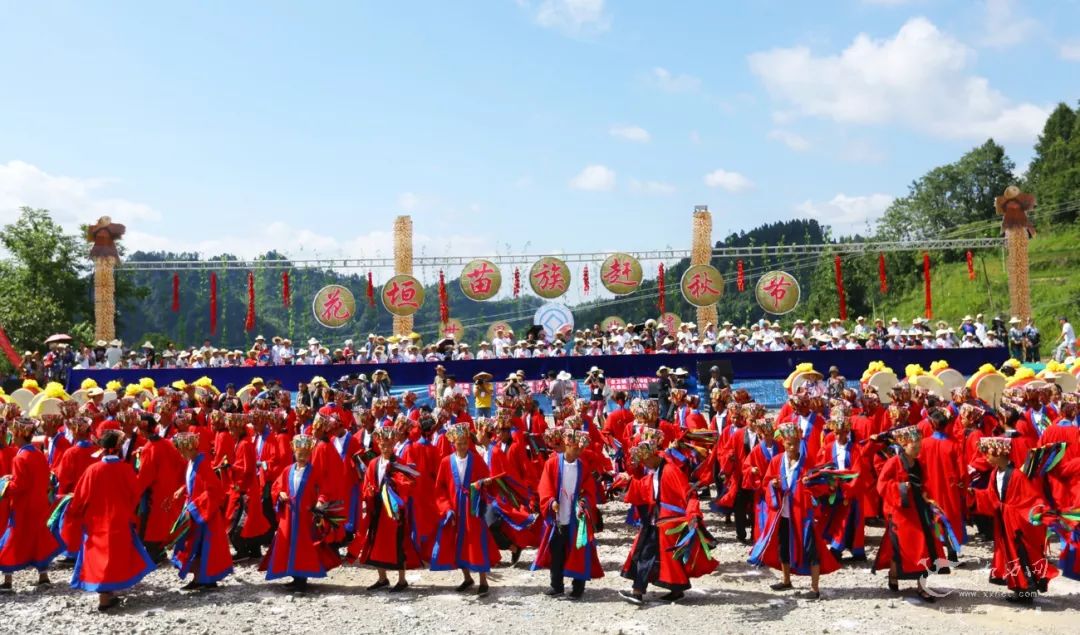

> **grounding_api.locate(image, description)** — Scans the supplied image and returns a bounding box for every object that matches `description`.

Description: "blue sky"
[1,0,1077,270]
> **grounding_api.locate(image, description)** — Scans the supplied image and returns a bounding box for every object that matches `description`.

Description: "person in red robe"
[917,408,967,558]
[970,436,1059,604]
[225,414,271,560]
[815,405,871,561]
[170,432,234,590]
[740,416,783,544]
[56,417,98,496]
[42,413,72,472]
[872,425,953,603]
[619,438,718,605]
[329,408,363,538]
[749,422,840,599]
[533,428,603,599]
[350,426,421,592]
[262,435,337,590]
[0,418,64,590]
[61,430,155,611]
[430,423,500,595]
[133,410,186,562]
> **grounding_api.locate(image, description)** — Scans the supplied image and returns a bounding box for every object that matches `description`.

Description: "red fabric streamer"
[171,273,180,312]
[245,271,256,332]
[282,271,290,307]
[209,272,218,335]
[736,260,745,292]
[513,267,521,299]
[923,252,932,319]
[834,255,847,321]
[582,265,590,296]
[657,263,666,315]
[878,253,888,294]
[367,272,375,307]
[0,323,21,368]
[438,269,449,324]
[966,251,975,281]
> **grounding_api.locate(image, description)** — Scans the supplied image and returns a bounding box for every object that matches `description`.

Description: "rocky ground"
[4,502,1078,635]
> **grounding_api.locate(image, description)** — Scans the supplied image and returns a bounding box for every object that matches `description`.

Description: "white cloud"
[628,179,676,195]
[703,169,754,192]
[748,17,1050,143]
[0,160,162,230]
[1061,41,1080,61]
[795,193,894,235]
[978,0,1038,49]
[529,0,609,34]
[609,124,651,143]
[569,164,616,191]
[397,191,420,211]
[767,129,811,151]
[648,67,701,93]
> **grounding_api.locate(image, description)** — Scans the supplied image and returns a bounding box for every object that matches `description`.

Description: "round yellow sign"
[312,285,356,329]
[755,270,801,315]
[440,318,465,341]
[529,257,571,299]
[459,259,501,301]
[486,321,514,343]
[380,274,425,317]
[658,312,682,334]
[601,316,626,332]
[680,264,724,307]
[599,253,643,295]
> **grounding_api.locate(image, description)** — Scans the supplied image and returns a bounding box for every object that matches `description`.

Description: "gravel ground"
[4,502,1078,635]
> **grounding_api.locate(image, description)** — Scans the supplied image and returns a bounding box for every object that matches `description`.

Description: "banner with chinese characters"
[601,315,626,332]
[680,264,724,307]
[755,270,800,315]
[529,256,571,299]
[381,274,424,316]
[312,284,356,328]
[658,312,681,333]
[439,317,465,340]
[486,320,514,342]
[425,376,655,398]
[459,259,501,301]
[599,253,643,295]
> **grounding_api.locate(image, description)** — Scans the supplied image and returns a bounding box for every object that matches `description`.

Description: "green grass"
[877,223,1080,349]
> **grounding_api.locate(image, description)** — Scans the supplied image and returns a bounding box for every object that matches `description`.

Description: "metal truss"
[116,237,1004,271]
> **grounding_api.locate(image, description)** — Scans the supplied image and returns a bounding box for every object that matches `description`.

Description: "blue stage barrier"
[66,348,1008,394]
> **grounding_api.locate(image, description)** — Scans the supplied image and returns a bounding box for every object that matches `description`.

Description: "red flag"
[736,260,745,292]
[245,271,256,332]
[171,273,180,312]
[0,323,21,368]
[923,252,932,319]
[438,269,449,324]
[878,253,888,294]
[658,262,666,315]
[834,255,847,321]
[582,265,590,296]
[282,271,290,307]
[513,267,521,299]
[209,272,218,335]
[966,251,975,281]
[366,272,375,307]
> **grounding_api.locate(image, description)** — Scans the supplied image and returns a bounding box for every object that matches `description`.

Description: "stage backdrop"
[67,348,1008,393]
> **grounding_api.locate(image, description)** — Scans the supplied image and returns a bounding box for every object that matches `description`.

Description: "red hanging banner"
[209,272,218,335]
[366,271,375,307]
[582,265,590,296]
[923,252,932,319]
[282,271,290,307]
[657,262,666,314]
[513,267,521,299]
[834,254,847,321]
[171,273,180,312]
[878,253,888,294]
[438,269,449,324]
[245,271,256,332]
[966,251,975,281]
[0,323,21,368]
[736,260,745,292]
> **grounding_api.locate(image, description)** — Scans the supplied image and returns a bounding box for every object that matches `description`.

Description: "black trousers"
[734,489,754,541]
[623,517,660,592]
[549,525,585,593]
[778,517,818,566]
[483,505,514,550]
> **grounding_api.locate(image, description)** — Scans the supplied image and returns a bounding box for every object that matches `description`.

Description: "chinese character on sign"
[687,272,719,299]
[762,275,792,310]
[320,288,352,321]
[603,258,639,288]
[386,280,419,308]
[443,322,460,337]
[533,262,565,291]
[466,262,495,295]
